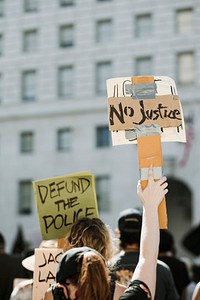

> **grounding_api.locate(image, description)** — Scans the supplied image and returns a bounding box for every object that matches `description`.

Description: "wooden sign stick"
[57,238,65,248]
[137,134,167,228]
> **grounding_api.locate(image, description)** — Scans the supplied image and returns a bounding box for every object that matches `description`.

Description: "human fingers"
[147,165,154,183]
[156,176,167,186]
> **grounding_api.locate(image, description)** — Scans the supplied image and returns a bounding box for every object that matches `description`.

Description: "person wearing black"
[158,229,191,299]
[0,233,30,300]
[110,207,179,300]
[45,166,169,300]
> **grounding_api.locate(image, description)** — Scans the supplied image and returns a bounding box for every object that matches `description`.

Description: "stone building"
[0,0,199,256]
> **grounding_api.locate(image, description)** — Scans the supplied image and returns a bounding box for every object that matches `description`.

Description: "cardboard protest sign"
[33,171,98,240]
[107,75,186,228]
[32,248,63,300]
[107,76,186,146]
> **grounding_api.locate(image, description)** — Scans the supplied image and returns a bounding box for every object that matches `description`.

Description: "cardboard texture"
[137,135,167,228]
[108,95,182,131]
[106,76,183,229]
[32,248,63,300]
[132,76,154,83]
[33,171,98,240]
[106,76,186,145]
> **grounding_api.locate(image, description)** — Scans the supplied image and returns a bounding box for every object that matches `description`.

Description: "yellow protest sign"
[33,171,99,240]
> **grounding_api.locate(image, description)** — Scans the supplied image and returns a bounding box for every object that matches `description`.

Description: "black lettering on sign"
[65,177,90,194]
[109,97,182,129]
[132,101,181,125]
[37,177,91,204]
[42,207,96,233]
[38,270,55,283]
[54,197,79,211]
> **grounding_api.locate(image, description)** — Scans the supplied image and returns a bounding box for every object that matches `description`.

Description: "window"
[24,0,38,12]
[176,8,193,34]
[57,128,72,151]
[59,25,74,47]
[58,66,74,98]
[0,34,3,55]
[23,29,38,52]
[135,56,153,75]
[96,19,112,43]
[95,175,110,212]
[60,0,74,6]
[18,180,32,215]
[177,52,195,84]
[96,126,110,147]
[20,132,34,153]
[0,0,4,17]
[22,70,37,101]
[135,14,152,38]
[96,61,112,95]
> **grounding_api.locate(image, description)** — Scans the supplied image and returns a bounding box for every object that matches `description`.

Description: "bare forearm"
[133,207,159,296]
[132,167,168,299]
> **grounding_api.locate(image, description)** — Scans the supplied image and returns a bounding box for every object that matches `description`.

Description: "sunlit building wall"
[0,0,199,256]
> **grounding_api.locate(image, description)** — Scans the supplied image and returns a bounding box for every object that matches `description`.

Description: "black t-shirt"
[158,255,190,296]
[119,280,151,300]
[0,253,30,300]
[111,251,179,300]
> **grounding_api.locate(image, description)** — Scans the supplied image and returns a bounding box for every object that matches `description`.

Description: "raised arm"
[132,166,168,299]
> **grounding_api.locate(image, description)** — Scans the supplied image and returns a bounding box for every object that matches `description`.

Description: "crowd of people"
[0,166,200,300]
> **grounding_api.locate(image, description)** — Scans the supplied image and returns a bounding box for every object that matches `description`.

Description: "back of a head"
[64,217,114,261]
[118,208,142,249]
[56,246,110,300]
[79,251,110,300]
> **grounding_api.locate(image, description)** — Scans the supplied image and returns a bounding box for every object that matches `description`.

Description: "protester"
[45,217,125,299]
[45,165,168,300]
[182,263,200,300]
[0,233,30,300]
[9,240,57,300]
[110,207,179,300]
[158,229,191,299]
[63,216,115,261]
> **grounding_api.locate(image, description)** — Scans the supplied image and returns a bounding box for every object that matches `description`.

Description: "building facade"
[0,0,200,257]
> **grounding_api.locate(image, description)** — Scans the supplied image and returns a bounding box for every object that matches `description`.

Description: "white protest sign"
[32,248,63,300]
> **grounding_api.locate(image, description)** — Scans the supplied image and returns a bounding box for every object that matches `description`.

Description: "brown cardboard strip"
[131,76,154,83]
[108,95,182,131]
[137,135,167,229]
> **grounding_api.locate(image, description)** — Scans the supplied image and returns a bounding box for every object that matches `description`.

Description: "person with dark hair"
[0,232,29,300]
[158,229,190,299]
[110,208,179,300]
[45,165,169,300]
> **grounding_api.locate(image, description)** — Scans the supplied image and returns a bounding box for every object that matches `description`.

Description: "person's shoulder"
[111,251,139,270]
[157,259,171,271]
[112,251,139,261]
